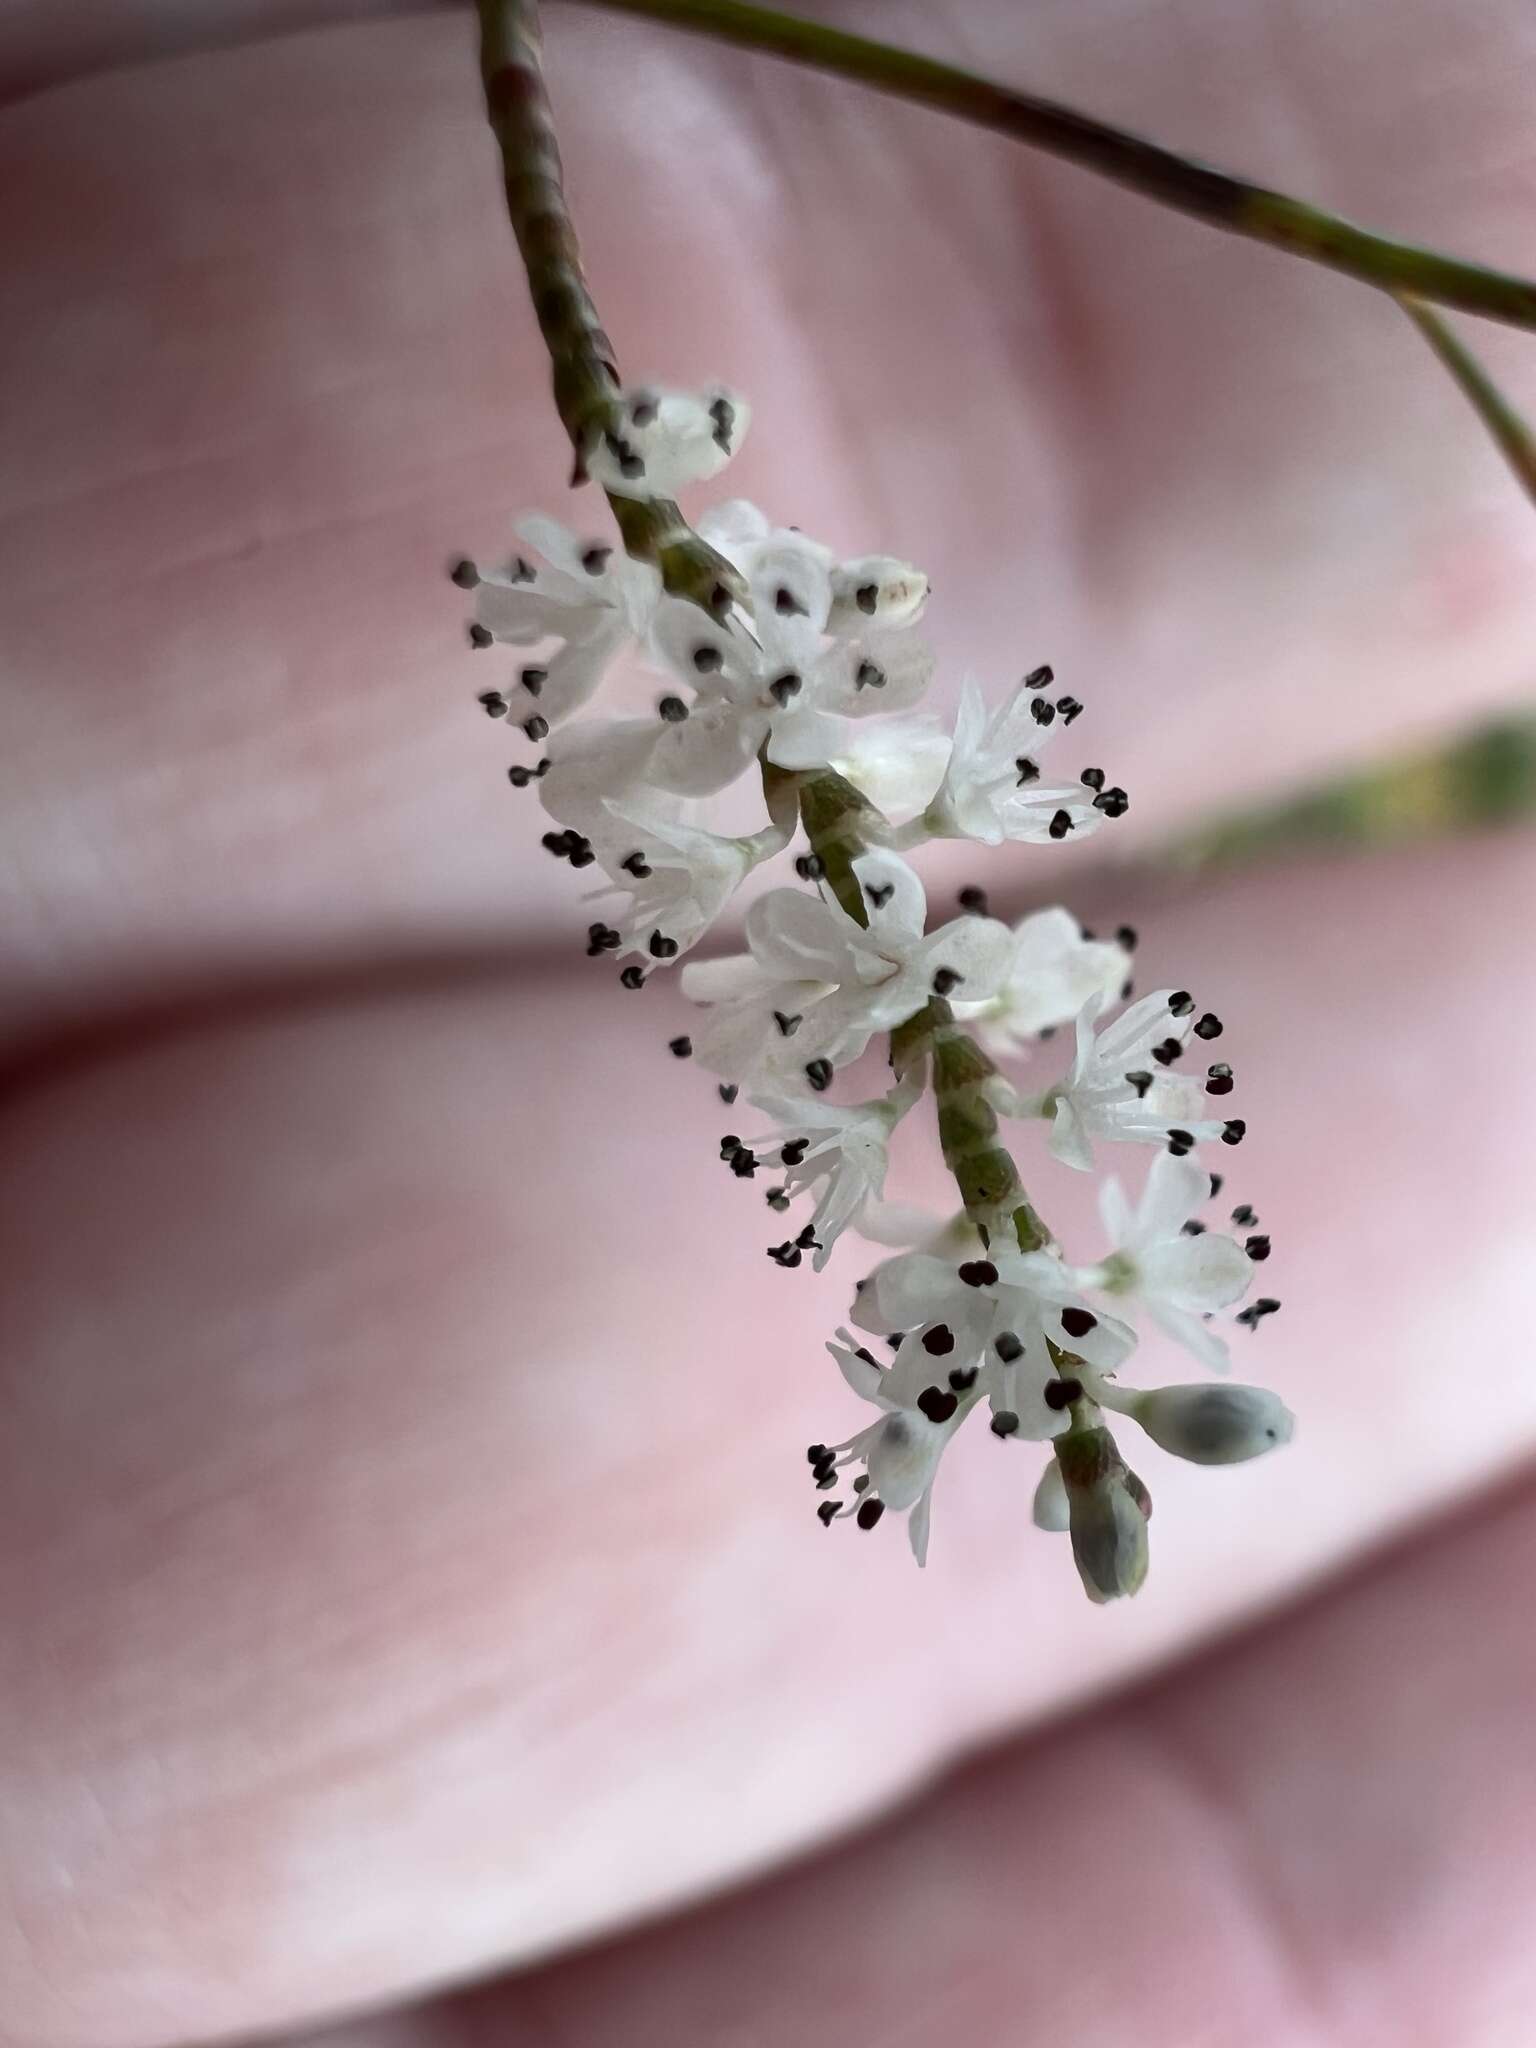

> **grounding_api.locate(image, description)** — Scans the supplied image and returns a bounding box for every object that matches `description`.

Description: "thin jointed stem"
[582,0,1536,332]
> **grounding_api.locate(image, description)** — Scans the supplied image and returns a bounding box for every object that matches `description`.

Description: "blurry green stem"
[583,0,1536,331]
[1398,297,1536,506]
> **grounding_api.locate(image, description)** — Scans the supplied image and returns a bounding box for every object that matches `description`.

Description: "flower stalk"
[475,0,741,608]
[585,0,1536,330]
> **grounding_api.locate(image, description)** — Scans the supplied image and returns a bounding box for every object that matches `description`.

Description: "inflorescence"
[454,384,1292,1601]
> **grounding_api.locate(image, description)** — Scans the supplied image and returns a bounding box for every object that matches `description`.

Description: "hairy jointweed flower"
[455,373,1290,1597]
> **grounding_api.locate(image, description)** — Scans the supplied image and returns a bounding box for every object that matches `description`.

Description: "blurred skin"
[2,3,1536,2045]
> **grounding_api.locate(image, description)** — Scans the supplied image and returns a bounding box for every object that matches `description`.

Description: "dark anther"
[949,1365,979,1391]
[506,765,532,789]
[478,690,507,718]
[1245,1234,1272,1261]
[768,672,802,706]
[804,1059,833,1092]
[781,1139,809,1166]
[1167,1129,1195,1157]
[1015,757,1040,785]
[1030,697,1057,728]
[719,1134,742,1156]
[1043,1377,1083,1411]
[932,966,964,996]
[994,1331,1024,1363]
[1236,1297,1281,1329]
[806,1443,830,1465]
[855,660,885,690]
[855,582,879,615]
[1208,1171,1225,1199]
[691,644,724,674]
[1060,1307,1097,1339]
[773,1010,803,1038]
[1205,1064,1234,1096]
[1048,810,1074,840]
[958,886,989,914]
[1152,1038,1183,1066]
[990,1411,1021,1438]
[1121,979,1135,1001]
[1194,1012,1224,1040]
[541,830,574,857]
[658,696,689,724]
[668,1036,693,1059]
[520,666,548,696]
[619,965,646,991]
[958,1260,998,1288]
[796,1224,820,1251]
[730,1150,757,1179]
[817,1500,840,1526]
[621,851,652,878]
[920,1324,956,1356]
[508,555,535,583]
[718,1083,739,1104]
[917,1386,959,1424]
[774,586,805,617]
[866,882,895,909]
[856,1496,886,1530]
[649,932,679,960]
[1168,991,1195,1017]
[1221,1119,1248,1146]
[1056,696,1084,723]
[1080,767,1106,791]
[450,558,480,589]
[1181,1219,1207,1235]
[468,624,495,651]
[795,854,825,881]
[581,544,612,575]
[1231,1203,1257,1227]
[1116,925,1138,951]
[767,1241,803,1268]
[766,1187,790,1213]
[568,843,595,870]
[523,715,549,742]
[1024,665,1054,690]
[1127,1069,1153,1099]
[1094,787,1130,817]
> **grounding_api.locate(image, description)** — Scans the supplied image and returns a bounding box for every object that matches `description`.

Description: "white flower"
[697,500,929,634]
[583,797,785,969]
[829,713,952,823]
[811,1329,985,1566]
[1043,988,1238,1170]
[746,1072,922,1270]
[680,851,1016,1086]
[953,908,1131,1057]
[922,676,1122,847]
[460,514,659,731]
[1070,1150,1254,1372]
[586,384,750,499]
[849,1241,1137,1442]
[645,585,935,795]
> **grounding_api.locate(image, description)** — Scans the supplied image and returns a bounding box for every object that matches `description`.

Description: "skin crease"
[1,3,1535,2046]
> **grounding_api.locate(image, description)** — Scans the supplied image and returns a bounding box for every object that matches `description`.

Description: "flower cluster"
[457,382,1291,1602]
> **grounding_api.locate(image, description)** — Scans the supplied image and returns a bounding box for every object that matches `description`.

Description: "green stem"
[475,0,742,607]
[1397,296,1536,506]
[584,0,1536,331]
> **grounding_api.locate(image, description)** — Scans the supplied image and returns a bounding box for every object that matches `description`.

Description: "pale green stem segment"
[475,0,743,608]
[585,0,1536,332]
[1397,296,1536,507]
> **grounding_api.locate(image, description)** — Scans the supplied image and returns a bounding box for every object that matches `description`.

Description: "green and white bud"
[1054,1426,1150,1605]
[1113,1382,1295,1465]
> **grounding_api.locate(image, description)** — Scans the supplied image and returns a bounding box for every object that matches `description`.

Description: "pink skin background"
[2,3,1536,2045]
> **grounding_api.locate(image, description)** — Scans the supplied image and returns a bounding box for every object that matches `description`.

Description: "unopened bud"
[1031,1458,1070,1533]
[1054,1426,1149,1605]
[1129,1383,1294,1466]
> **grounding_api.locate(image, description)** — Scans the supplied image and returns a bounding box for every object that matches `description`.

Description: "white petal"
[816,629,935,718]
[764,704,858,774]
[1147,1302,1233,1374]
[852,850,927,949]
[914,915,1018,1005]
[589,385,750,499]
[1032,1459,1071,1532]
[1133,1151,1210,1248]
[832,716,951,821]
[745,889,857,983]
[680,952,774,1005]
[907,1488,934,1568]
[1140,1232,1253,1312]
[647,700,767,796]
[1049,1095,1094,1172]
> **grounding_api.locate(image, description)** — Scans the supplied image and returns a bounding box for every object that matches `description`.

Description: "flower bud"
[1031,1458,1070,1533]
[1128,1383,1294,1465]
[1054,1426,1150,1604]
